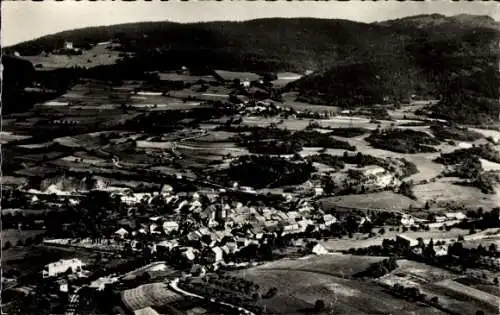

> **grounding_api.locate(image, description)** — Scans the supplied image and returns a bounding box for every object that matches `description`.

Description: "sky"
[2,1,500,47]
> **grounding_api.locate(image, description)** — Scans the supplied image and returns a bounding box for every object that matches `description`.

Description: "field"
[2,245,92,280]
[319,191,422,212]
[319,228,468,251]
[232,267,445,315]
[435,279,499,309]
[412,180,500,210]
[121,283,184,311]
[254,253,387,278]
[378,259,499,315]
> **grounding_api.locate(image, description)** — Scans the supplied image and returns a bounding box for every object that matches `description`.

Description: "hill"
[5,15,500,123]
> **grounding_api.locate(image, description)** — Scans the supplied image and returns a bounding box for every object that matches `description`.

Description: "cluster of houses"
[106,189,338,269]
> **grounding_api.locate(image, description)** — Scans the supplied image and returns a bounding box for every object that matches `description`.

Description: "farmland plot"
[232,268,444,315]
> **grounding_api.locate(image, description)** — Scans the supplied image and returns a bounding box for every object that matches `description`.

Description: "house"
[190,200,202,211]
[150,223,161,234]
[64,41,74,50]
[160,184,174,195]
[287,211,300,220]
[314,187,324,196]
[445,212,466,221]
[149,216,163,222]
[435,216,447,223]
[114,228,129,239]
[221,242,238,255]
[43,258,85,278]
[297,219,314,232]
[211,247,224,262]
[401,214,415,227]
[434,245,448,256]
[241,79,251,88]
[359,216,372,228]
[323,214,337,226]
[311,243,329,255]
[181,247,197,261]
[395,234,419,248]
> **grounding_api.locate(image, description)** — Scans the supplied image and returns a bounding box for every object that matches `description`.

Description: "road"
[169,278,256,315]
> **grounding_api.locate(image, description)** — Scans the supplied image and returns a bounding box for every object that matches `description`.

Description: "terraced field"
[121,283,184,311]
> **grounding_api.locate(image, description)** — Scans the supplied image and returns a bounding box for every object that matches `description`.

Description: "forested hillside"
[5,14,500,123]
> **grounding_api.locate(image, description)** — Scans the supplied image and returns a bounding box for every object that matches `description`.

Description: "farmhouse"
[42,258,85,278]
[395,234,419,248]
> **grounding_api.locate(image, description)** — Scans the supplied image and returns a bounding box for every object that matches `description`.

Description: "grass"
[254,253,387,278]
[121,283,183,311]
[319,191,422,212]
[412,179,500,209]
[433,279,498,311]
[232,268,437,315]
[2,245,90,280]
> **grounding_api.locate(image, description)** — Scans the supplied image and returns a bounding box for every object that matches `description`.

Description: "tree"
[314,299,326,311]
[379,227,386,235]
[469,225,476,235]
[489,243,497,254]
[424,201,430,210]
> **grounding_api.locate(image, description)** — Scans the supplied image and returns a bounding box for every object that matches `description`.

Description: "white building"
[114,228,129,239]
[401,214,415,227]
[311,243,329,255]
[241,79,251,88]
[163,221,179,234]
[211,246,224,262]
[323,214,337,226]
[64,41,74,50]
[43,258,85,278]
[445,212,466,221]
